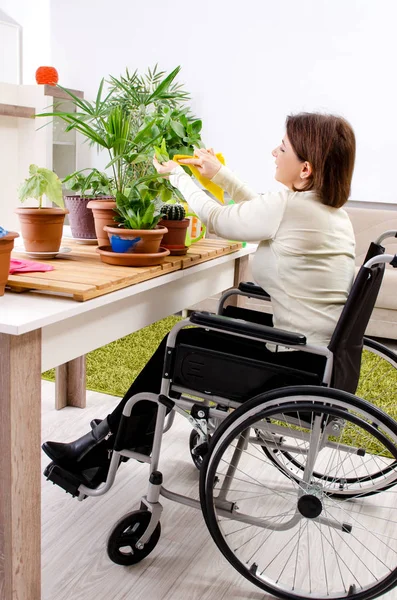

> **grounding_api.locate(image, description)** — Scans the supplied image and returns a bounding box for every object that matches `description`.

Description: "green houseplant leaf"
[37,167,64,208]
[19,165,64,209]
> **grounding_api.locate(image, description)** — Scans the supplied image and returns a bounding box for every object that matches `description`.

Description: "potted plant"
[36,65,206,257]
[0,227,19,296]
[36,66,204,242]
[36,69,182,244]
[63,168,113,240]
[103,175,168,256]
[158,203,190,254]
[16,165,68,252]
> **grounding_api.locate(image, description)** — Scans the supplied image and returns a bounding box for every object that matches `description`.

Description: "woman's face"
[272,134,308,190]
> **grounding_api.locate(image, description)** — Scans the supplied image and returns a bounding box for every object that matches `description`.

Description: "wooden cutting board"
[8,239,242,301]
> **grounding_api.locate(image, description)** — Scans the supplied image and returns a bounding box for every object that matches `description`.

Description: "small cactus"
[160,204,186,221]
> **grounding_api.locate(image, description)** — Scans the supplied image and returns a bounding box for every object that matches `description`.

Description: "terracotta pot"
[0,231,19,296]
[87,199,117,247]
[158,218,190,250]
[15,207,68,252]
[103,225,168,254]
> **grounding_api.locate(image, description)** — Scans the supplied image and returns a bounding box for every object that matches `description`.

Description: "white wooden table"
[0,245,253,600]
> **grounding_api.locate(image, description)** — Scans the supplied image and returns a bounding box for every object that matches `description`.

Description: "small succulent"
[160,204,186,221]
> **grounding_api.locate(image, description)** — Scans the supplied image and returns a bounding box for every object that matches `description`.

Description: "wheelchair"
[46,231,397,600]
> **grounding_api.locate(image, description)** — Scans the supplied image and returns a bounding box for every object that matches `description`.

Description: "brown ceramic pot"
[87,199,117,246]
[158,218,190,251]
[15,207,68,252]
[0,231,19,295]
[103,225,168,254]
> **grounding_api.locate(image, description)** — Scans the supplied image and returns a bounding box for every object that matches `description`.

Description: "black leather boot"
[42,418,112,469]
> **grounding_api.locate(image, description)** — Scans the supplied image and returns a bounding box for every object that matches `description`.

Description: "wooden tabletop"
[8,238,243,301]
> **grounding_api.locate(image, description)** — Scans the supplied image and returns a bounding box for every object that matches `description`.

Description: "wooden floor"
[41,381,397,600]
[42,381,270,600]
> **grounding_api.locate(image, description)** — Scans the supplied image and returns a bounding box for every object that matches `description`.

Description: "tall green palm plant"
[37,83,140,196]
[36,65,204,226]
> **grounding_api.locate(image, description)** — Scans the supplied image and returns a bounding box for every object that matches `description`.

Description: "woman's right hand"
[178,148,222,180]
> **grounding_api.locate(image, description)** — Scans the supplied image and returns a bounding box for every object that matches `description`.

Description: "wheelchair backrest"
[328,242,385,393]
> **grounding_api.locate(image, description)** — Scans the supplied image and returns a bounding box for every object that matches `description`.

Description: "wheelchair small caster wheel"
[107,510,161,566]
[189,429,211,470]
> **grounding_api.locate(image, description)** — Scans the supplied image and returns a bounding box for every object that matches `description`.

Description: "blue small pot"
[110,235,141,253]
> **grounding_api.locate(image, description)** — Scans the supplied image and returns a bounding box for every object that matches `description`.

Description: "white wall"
[48,0,396,204]
[0,12,21,84]
[0,84,52,230]
[0,0,50,84]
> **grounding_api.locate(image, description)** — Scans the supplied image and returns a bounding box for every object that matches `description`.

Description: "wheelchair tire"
[260,340,397,498]
[107,510,161,566]
[200,386,397,599]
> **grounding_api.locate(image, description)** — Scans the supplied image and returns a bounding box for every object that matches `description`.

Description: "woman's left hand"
[152,156,179,177]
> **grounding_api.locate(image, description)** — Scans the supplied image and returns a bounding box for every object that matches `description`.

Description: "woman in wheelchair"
[42,112,357,487]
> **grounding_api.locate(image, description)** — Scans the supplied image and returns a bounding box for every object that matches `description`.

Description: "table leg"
[227,255,250,308]
[55,355,86,410]
[0,330,42,600]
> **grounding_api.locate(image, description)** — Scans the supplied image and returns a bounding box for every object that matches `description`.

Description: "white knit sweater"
[169,165,355,346]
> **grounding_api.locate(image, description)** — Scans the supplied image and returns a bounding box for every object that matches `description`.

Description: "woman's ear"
[300,161,313,180]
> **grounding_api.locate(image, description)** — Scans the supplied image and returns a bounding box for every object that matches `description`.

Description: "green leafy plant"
[153,138,170,163]
[37,84,142,196]
[63,168,113,198]
[103,65,204,198]
[114,176,164,230]
[36,65,204,225]
[19,165,64,209]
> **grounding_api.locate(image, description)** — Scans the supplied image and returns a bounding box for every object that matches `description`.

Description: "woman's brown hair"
[286,113,356,208]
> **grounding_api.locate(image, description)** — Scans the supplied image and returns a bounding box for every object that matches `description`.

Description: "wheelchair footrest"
[44,462,88,498]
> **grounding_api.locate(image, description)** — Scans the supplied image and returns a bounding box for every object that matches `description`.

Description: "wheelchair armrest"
[238,281,270,299]
[189,311,307,346]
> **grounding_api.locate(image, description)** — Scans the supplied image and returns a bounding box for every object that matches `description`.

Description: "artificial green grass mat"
[42,315,182,397]
[356,349,397,415]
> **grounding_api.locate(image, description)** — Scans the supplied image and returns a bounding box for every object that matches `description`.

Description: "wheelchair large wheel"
[200,387,397,599]
[261,339,397,497]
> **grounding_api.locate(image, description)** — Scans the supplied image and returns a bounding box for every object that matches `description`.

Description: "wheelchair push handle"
[365,253,397,269]
[375,230,397,245]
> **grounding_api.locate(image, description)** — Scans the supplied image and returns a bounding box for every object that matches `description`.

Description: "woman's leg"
[106,335,170,435]
[42,333,172,468]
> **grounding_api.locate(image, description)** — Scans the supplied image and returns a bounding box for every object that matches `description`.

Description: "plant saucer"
[97,246,170,267]
[64,236,98,245]
[168,246,189,256]
[13,246,72,260]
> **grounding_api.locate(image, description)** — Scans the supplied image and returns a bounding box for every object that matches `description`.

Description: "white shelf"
[53,141,75,146]
[0,102,35,118]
